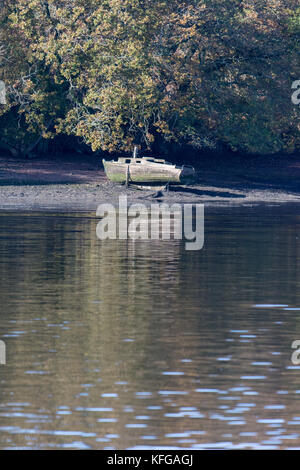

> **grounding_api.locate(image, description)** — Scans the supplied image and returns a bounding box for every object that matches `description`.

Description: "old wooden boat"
[102,147,195,185]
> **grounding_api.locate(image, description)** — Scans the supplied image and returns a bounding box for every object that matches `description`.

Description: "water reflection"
[0,205,299,449]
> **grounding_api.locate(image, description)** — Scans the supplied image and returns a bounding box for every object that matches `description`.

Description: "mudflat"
[0,153,299,211]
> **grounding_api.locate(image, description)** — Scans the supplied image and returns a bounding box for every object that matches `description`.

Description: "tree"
[0,0,299,156]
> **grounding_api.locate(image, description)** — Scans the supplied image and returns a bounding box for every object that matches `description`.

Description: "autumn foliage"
[0,0,299,156]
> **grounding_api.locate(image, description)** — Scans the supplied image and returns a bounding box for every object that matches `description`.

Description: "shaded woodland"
[0,0,299,158]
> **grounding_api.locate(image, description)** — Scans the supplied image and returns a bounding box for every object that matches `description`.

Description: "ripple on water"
[76,407,114,412]
[264,405,286,410]
[251,362,272,366]
[164,411,204,419]
[162,371,185,376]
[257,419,285,424]
[61,441,91,450]
[253,304,289,308]
[2,212,300,450]
[135,392,152,398]
[165,432,193,438]
[97,418,118,423]
[240,376,266,380]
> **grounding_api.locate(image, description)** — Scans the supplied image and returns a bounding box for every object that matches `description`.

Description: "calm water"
[0,204,300,450]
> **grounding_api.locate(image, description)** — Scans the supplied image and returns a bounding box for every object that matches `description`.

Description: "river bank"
[0,153,299,211]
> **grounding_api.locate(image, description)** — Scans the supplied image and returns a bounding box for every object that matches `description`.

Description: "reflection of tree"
[0,210,300,449]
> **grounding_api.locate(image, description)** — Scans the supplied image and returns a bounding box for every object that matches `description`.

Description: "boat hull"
[103,160,195,185]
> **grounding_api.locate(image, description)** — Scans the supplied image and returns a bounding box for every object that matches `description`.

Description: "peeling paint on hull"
[103,159,195,185]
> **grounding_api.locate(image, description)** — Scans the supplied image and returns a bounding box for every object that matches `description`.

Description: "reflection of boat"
[103,147,195,185]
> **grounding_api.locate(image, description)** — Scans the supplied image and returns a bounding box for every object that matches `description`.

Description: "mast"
[133,146,138,159]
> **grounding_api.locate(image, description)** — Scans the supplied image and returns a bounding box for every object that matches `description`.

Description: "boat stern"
[180,165,196,184]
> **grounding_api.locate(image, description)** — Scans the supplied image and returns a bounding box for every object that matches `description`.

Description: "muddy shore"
[0,153,300,211]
